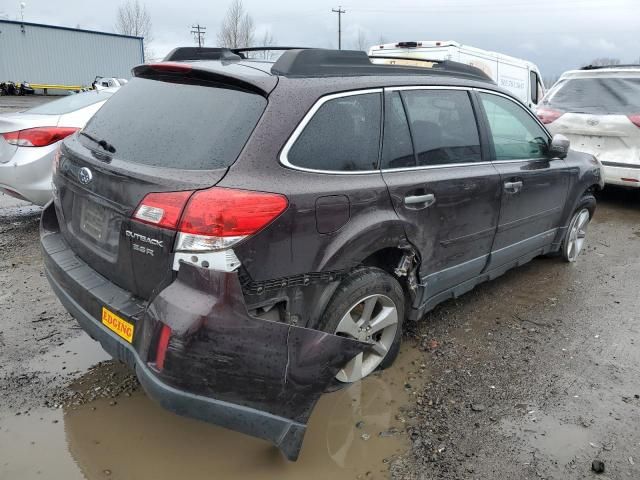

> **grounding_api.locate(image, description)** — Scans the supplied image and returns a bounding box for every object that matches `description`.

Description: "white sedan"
[0,87,118,205]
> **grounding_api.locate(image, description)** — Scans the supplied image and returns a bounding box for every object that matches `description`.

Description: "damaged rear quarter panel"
[144,263,368,459]
[223,78,408,280]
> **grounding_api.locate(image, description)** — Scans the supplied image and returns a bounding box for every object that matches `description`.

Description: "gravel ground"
[390,187,640,479]
[1,95,640,479]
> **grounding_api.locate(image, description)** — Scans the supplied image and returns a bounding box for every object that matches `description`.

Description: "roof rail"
[271,49,493,82]
[231,46,309,59]
[581,64,640,71]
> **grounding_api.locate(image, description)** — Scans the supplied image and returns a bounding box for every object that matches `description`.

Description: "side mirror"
[549,134,570,159]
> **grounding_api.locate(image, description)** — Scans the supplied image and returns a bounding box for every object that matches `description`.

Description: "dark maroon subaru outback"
[40,47,604,460]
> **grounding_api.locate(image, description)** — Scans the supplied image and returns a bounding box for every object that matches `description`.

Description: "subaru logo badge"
[78,167,93,185]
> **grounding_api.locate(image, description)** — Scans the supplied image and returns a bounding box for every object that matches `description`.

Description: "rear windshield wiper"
[79,131,116,154]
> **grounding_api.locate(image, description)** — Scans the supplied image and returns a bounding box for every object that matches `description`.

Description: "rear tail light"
[627,114,640,128]
[536,108,564,125]
[133,191,194,229]
[1,127,79,147]
[155,324,172,371]
[133,187,288,252]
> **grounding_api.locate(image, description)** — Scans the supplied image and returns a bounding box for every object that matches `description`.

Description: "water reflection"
[64,344,424,480]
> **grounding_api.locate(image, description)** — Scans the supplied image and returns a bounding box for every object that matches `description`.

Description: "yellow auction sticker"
[102,307,134,343]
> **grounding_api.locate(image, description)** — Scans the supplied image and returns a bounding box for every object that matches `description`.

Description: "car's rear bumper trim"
[40,201,367,461]
[601,161,640,169]
[44,253,307,460]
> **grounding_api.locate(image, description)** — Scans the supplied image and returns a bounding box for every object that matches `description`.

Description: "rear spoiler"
[163,46,307,62]
[131,62,277,95]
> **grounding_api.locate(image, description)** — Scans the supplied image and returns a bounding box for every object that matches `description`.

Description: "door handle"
[504,181,523,194]
[404,193,436,207]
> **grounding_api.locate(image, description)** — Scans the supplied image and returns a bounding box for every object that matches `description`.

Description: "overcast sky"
[4,0,639,78]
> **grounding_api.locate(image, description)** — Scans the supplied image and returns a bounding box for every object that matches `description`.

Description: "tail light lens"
[133,187,288,252]
[627,114,640,128]
[133,191,194,229]
[1,127,79,147]
[536,108,564,125]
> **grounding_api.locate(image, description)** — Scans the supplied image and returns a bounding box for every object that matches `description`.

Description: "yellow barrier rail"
[29,84,85,94]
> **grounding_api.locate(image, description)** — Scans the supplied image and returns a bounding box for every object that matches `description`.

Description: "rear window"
[543,76,640,115]
[27,89,114,115]
[82,77,267,170]
[286,92,382,171]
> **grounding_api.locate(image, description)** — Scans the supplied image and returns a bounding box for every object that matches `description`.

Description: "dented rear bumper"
[40,202,367,460]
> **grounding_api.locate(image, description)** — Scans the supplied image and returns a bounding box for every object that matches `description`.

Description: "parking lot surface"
[1,96,639,479]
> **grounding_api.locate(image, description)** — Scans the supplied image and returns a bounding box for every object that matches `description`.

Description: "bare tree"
[257,29,277,59]
[354,28,368,51]
[115,0,153,59]
[218,0,255,48]
[585,57,621,67]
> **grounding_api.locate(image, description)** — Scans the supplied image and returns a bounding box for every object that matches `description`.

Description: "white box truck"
[369,41,545,110]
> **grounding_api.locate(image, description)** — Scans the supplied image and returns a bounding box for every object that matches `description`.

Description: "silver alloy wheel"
[566,208,590,262]
[334,294,399,383]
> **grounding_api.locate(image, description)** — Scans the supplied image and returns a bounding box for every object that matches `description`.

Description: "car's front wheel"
[562,194,595,262]
[319,267,404,383]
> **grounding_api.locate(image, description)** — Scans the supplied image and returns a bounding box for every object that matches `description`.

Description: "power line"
[331,6,346,50]
[191,24,206,48]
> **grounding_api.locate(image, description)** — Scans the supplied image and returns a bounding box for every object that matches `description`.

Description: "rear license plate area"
[575,135,604,152]
[80,201,108,242]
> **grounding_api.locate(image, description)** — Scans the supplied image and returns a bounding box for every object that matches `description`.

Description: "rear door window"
[286,92,382,171]
[82,77,267,170]
[543,76,640,115]
[479,92,549,161]
[401,89,482,166]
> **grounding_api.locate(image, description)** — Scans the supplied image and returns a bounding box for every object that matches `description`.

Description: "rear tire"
[319,267,405,383]
[561,194,595,262]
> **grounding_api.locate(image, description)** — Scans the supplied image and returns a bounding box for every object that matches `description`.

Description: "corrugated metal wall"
[0,21,144,86]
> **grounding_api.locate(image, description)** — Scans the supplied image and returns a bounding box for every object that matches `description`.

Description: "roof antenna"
[20,2,26,22]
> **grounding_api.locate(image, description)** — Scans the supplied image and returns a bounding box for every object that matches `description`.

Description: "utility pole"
[191,24,206,48]
[331,6,345,50]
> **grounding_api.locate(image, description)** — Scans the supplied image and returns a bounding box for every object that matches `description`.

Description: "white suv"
[537,65,640,188]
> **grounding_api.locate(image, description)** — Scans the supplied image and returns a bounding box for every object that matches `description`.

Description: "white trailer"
[369,41,545,109]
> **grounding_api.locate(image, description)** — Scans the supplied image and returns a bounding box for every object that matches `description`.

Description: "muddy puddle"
[0,340,426,479]
[500,412,598,474]
[26,334,111,375]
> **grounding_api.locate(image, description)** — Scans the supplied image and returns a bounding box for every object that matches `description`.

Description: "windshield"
[81,77,267,170]
[542,75,640,115]
[26,89,115,115]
